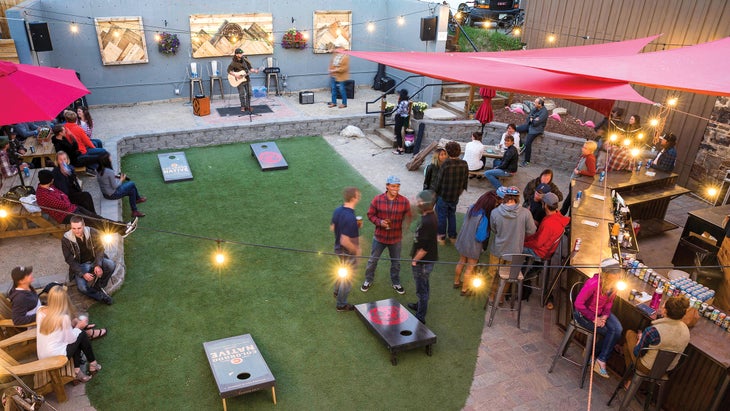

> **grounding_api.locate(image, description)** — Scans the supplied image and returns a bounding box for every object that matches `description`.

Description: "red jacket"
[524,211,570,259]
[64,123,95,154]
[35,185,76,223]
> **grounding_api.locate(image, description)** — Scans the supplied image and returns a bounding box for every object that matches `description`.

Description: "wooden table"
[482,145,505,159]
[0,168,67,239]
[19,137,56,168]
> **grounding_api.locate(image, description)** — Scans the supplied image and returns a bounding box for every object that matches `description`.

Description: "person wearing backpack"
[453,190,501,296]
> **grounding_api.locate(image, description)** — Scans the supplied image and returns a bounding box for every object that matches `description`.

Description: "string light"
[367,22,375,32]
[649,118,660,127]
[512,27,521,36]
[101,233,114,245]
[214,240,226,265]
[707,187,719,198]
[616,280,627,291]
[0,209,7,218]
[70,22,78,33]
[667,97,678,107]
[609,133,618,142]
[154,32,162,42]
[337,266,349,279]
[471,277,484,289]
[547,34,556,43]
[397,16,405,26]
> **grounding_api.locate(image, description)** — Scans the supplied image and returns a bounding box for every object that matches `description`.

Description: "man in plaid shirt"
[604,142,633,172]
[361,176,412,294]
[651,133,678,172]
[434,141,469,244]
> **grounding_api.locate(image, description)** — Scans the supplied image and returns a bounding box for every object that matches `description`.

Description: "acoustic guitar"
[228,70,248,87]
[227,67,262,87]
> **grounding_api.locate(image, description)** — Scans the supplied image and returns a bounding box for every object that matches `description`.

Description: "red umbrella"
[0,60,90,124]
[475,87,496,133]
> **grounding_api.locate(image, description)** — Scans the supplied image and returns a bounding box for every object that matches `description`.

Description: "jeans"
[412,262,434,323]
[66,331,96,365]
[107,181,142,211]
[364,239,402,285]
[483,168,512,189]
[436,197,458,239]
[515,124,540,162]
[394,115,407,149]
[76,259,116,302]
[335,252,356,306]
[573,311,623,363]
[237,82,251,108]
[77,147,108,168]
[330,77,347,106]
[91,138,103,148]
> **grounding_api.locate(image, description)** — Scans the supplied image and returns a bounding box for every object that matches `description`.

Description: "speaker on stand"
[420,17,438,41]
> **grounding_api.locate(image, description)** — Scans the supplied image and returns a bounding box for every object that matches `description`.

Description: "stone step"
[369,128,395,148]
[442,84,473,93]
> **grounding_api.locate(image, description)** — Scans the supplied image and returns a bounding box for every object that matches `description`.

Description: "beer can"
[700,303,709,314]
[636,160,643,171]
[599,171,606,182]
[646,159,652,169]
[723,317,730,330]
[628,289,636,301]
[643,268,652,282]
[706,306,715,319]
[29,146,35,153]
[711,309,720,321]
[716,312,726,326]
[573,238,581,251]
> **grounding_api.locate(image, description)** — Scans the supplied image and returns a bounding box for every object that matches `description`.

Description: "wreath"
[158,32,180,55]
[281,29,306,49]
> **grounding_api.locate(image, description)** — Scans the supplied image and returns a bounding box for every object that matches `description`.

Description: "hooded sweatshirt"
[524,211,570,258]
[488,202,536,258]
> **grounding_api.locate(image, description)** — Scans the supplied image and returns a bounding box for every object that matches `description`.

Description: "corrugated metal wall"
[520,0,730,186]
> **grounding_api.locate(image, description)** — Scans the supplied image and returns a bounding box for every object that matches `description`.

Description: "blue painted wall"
[8,0,448,105]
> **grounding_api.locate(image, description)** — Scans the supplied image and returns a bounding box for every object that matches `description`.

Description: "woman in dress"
[96,152,147,218]
[51,151,96,213]
[36,285,103,383]
[453,190,501,296]
[423,148,447,191]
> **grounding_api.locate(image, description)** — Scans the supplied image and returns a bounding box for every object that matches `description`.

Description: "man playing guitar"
[227,48,259,113]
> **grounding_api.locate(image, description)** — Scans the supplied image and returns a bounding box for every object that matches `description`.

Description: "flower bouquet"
[282,29,307,49]
[158,32,180,55]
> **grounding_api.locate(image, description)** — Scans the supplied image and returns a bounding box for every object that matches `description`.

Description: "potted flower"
[158,32,180,55]
[281,29,307,49]
[411,101,429,119]
[384,102,395,115]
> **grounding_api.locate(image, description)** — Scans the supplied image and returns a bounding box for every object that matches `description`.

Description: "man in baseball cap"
[227,47,258,112]
[527,183,554,224]
[8,266,40,325]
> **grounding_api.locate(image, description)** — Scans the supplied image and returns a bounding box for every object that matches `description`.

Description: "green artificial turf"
[86,136,486,410]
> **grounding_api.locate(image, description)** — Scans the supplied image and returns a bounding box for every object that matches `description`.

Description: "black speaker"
[28,22,53,52]
[420,17,438,41]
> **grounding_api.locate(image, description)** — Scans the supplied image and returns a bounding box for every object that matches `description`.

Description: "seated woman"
[76,106,103,148]
[96,152,147,218]
[463,131,485,172]
[36,285,105,383]
[573,258,624,379]
[51,151,96,213]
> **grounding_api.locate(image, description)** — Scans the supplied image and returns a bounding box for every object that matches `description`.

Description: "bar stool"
[207,60,224,100]
[527,230,565,307]
[262,57,281,96]
[186,62,205,102]
[484,253,532,328]
[607,348,686,410]
[547,281,595,388]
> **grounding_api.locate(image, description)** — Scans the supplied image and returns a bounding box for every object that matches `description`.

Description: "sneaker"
[336,304,355,311]
[407,302,418,311]
[520,161,530,167]
[437,236,446,246]
[393,284,405,295]
[360,281,372,292]
[99,293,114,305]
[137,197,147,203]
[593,362,609,378]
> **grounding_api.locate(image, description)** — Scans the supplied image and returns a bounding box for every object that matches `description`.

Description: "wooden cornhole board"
[157,152,193,182]
[203,334,276,410]
[355,298,436,365]
[250,142,288,171]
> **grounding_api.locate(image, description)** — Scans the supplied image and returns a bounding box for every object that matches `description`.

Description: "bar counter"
[562,174,730,411]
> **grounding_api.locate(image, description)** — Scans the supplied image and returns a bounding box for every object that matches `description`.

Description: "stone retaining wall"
[689,97,730,196]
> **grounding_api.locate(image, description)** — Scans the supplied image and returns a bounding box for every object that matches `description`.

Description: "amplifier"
[193,96,210,116]
[299,91,314,104]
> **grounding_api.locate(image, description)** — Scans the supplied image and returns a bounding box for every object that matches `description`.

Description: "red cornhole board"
[250,142,288,171]
[355,298,437,365]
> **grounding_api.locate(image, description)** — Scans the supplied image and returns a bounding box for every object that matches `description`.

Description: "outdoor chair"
[547,281,595,388]
[262,57,281,96]
[607,348,686,411]
[206,60,224,100]
[484,253,533,328]
[527,229,566,307]
[186,62,205,102]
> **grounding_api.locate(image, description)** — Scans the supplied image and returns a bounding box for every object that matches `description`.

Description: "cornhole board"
[203,334,276,410]
[250,142,288,171]
[355,298,436,365]
[157,152,193,182]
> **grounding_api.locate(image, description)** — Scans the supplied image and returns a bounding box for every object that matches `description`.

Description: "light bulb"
[70,23,79,33]
[616,280,627,291]
[547,34,556,43]
[397,16,405,26]
[609,133,618,142]
[337,267,349,279]
[102,233,114,245]
[215,252,225,265]
[649,118,659,127]
[0,209,7,218]
[708,187,718,197]
[667,97,678,107]
[367,22,375,33]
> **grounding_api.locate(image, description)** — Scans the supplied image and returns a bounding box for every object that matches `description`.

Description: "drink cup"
[356,216,363,228]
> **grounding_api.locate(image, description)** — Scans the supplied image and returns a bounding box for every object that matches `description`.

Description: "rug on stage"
[216,105,274,116]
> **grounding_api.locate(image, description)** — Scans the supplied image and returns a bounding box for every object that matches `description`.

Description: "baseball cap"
[496,186,520,198]
[660,133,677,144]
[386,175,401,185]
[535,183,551,194]
[416,190,435,208]
[600,258,622,273]
[234,48,243,54]
[542,192,559,207]
[11,266,32,283]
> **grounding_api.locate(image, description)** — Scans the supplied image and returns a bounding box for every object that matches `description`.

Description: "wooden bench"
[0,168,68,239]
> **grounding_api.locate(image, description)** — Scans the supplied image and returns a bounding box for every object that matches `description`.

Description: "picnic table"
[20,137,57,168]
[0,168,67,239]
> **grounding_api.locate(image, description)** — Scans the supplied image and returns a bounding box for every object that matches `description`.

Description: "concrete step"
[435,100,467,118]
[442,84,472,94]
[370,128,395,148]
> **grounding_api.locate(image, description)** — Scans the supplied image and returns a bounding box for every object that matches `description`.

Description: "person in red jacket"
[35,170,137,237]
[62,110,108,173]
[523,193,570,260]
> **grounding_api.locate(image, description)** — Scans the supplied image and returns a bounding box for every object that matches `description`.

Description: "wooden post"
[465,86,476,118]
[380,97,387,128]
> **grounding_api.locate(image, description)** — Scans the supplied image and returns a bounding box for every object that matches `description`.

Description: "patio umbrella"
[0,60,90,124]
[475,87,496,133]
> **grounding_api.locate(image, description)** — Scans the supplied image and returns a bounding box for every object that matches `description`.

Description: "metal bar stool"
[607,348,686,410]
[207,60,224,100]
[484,253,533,328]
[547,281,595,388]
[187,62,205,102]
[263,57,281,96]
